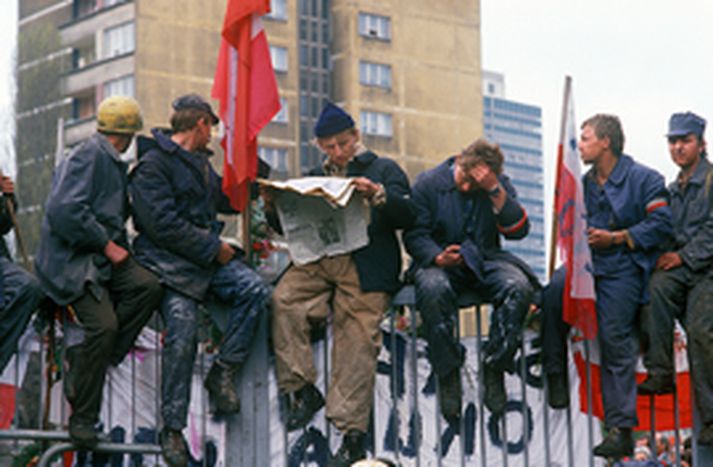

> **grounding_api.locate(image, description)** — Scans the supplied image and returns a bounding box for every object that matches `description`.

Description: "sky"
[1,1,712,201]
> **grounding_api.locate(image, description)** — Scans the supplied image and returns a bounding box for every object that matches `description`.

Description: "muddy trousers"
[68,258,162,427]
[0,258,43,373]
[272,255,389,433]
[160,258,269,431]
[641,266,713,424]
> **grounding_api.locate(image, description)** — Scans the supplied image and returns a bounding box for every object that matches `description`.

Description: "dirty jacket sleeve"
[130,152,222,268]
[495,176,529,240]
[46,148,110,252]
[404,175,445,267]
[679,179,713,271]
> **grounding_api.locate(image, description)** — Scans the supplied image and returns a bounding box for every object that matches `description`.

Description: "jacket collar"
[430,156,458,191]
[586,153,633,187]
[671,156,712,194]
[94,133,123,164]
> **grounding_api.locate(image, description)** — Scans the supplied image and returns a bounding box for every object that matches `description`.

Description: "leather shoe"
[204,360,241,415]
[285,383,325,431]
[438,369,462,423]
[593,427,633,459]
[637,373,674,395]
[159,428,189,467]
[328,430,366,467]
[483,364,506,415]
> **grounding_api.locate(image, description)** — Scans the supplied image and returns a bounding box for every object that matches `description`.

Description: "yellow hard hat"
[97,95,143,134]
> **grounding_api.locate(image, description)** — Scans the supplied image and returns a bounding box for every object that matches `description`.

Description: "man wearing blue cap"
[130,94,270,466]
[639,112,713,444]
[268,102,414,466]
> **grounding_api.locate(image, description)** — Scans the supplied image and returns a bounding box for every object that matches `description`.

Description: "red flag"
[554,77,597,338]
[212,0,280,210]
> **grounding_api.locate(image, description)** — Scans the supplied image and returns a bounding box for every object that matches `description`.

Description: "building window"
[104,75,135,98]
[103,22,135,59]
[359,61,392,89]
[270,46,288,72]
[73,0,97,19]
[360,110,393,137]
[272,97,288,124]
[267,0,287,20]
[358,13,391,40]
[259,147,289,178]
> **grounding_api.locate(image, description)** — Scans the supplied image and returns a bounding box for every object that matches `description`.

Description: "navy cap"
[172,94,220,125]
[667,112,706,138]
[314,102,355,138]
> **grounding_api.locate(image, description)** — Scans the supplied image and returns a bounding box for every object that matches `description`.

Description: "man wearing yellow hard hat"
[34,95,163,448]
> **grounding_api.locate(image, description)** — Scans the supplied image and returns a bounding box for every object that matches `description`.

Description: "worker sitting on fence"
[0,173,43,375]
[129,94,270,467]
[266,102,414,467]
[639,112,713,445]
[403,138,538,421]
[34,96,163,448]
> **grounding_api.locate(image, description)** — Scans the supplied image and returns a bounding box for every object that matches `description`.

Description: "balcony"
[61,52,134,96]
[59,0,134,46]
[64,116,96,146]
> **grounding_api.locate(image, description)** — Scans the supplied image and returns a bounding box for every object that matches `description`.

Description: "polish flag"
[553,77,597,338]
[212,0,280,211]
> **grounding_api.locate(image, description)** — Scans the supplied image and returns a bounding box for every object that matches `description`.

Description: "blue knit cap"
[314,102,355,138]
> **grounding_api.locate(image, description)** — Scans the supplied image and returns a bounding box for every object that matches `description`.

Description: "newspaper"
[260,177,370,265]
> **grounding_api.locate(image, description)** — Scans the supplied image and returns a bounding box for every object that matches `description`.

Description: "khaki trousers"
[272,254,388,432]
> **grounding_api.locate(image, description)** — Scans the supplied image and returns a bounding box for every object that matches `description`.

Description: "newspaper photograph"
[260,177,370,265]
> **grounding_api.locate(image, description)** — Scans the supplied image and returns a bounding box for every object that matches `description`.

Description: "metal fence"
[1,286,712,466]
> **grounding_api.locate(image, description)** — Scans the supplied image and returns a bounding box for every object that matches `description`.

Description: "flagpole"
[548,75,572,278]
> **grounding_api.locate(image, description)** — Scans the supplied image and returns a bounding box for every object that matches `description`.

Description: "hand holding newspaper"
[259,177,370,265]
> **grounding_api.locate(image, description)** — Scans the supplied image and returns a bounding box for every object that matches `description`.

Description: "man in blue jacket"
[0,173,42,374]
[404,138,538,421]
[639,112,713,444]
[34,96,163,448]
[541,114,672,459]
[268,103,414,467]
[129,94,270,467]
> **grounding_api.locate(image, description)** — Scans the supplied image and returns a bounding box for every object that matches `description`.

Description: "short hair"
[170,108,211,133]
[581,114,625,156]
[457,138,504,175]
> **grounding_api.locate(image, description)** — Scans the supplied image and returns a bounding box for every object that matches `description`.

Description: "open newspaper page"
[260,177,370,265]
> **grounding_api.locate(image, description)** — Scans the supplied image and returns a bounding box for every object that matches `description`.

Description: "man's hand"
[104,240,129,266]
[352,177,380,198]
[468,163,499,192]
[216,242,236,265]
[587,228,614,249]
[656,252,683,271]
[435,244,463,268]
[0,175,14,195]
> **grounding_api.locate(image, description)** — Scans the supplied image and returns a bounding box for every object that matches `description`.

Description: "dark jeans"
[414,260,534,378]
[0,258,43,373]
[161,258,269,430]
[69,257,162,426]
[542,265,642,428]
[641,266,713,424]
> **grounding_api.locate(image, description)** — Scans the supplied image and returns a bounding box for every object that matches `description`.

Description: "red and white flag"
[212,0,280,211]
[554,77,597,338]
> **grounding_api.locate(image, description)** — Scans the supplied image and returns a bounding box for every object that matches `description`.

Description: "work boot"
[483,364,506,415]
[593,427,633,459]
[699,423,713,445]
[69,418,99,449]
[546,373,570,409]
[204,359,241,415]
[159,428,189,467]
[438,369,462,423]
[285,383,325,431]
[328,430,366,467]
[637,373,675,395]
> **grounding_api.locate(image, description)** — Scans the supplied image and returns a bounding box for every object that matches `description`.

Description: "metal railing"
[1,286,712,466]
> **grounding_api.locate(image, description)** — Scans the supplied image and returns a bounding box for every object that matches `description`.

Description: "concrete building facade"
[16,0,483,254]
[482,70,546,282]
